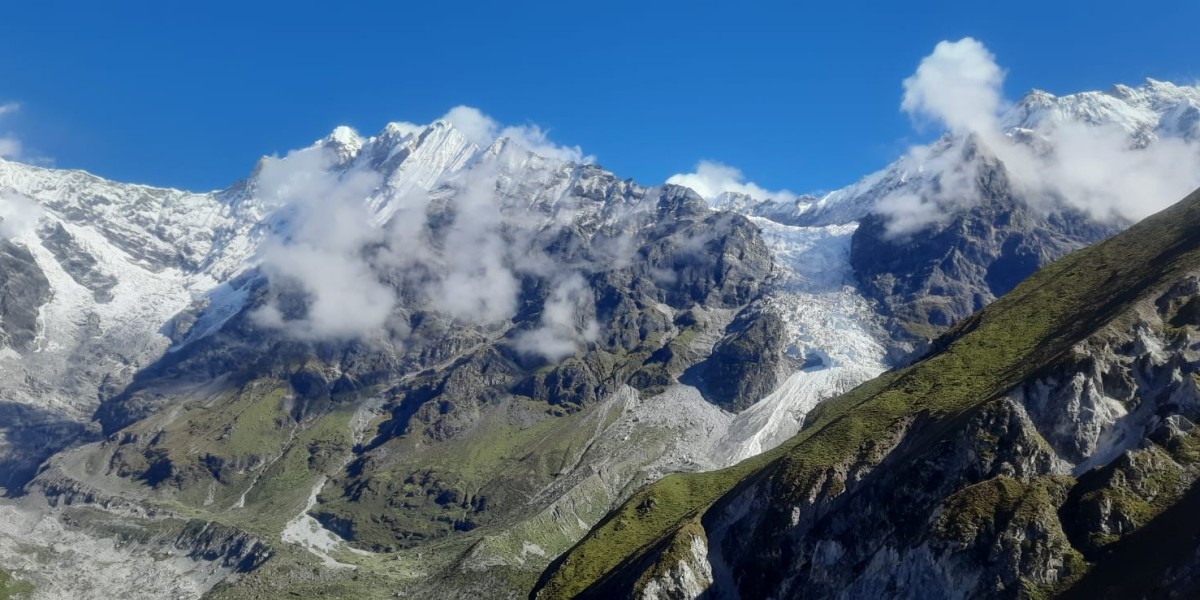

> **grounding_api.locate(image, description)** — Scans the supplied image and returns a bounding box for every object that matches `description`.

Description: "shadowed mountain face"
[850,144,1121,342]
[537,185,1200,600]
[0,238,50,352]
[0,402,88,494]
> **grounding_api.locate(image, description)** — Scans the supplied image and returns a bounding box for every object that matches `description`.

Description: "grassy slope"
[313,396,606,551]
[100,352,689,597]
[535,186,1200,599]
[96,379,358,537]
[1060,475,1200,599]
[206,387,694,598]
[0,568,32,600]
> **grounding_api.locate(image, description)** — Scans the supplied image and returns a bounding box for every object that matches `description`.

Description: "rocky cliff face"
[849,141,1119,341]
[0,238,50,353]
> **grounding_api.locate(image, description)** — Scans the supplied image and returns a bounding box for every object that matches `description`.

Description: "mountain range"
[0,79,1197,599]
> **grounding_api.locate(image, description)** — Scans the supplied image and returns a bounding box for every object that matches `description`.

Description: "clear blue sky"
[1,1,1197,193]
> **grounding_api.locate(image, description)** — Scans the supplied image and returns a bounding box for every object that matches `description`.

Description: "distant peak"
[420,119,470,142]
[1109,83,1137,99]
[381,121,423,139]
[322,126,364,162]
[326,126,362,147]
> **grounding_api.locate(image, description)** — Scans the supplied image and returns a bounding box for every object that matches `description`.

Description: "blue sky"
[1,1,1197,193]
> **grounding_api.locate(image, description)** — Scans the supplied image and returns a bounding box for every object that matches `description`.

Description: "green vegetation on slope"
[1060,477,1200,599]
[313,395,617,551]
[0,568,32,600]
[936,474,1087,598]
[90,376,360,540]
[536,187,1200,598]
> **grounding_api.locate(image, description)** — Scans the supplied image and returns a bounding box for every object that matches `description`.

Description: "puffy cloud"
[667,160,796,203]
[428,161,522,324]
[442,105,593,163]
[0,102,23,160]
[901,38,1005,136]
[251,108,601,360]
[512,273,599,362]
[878,139,992,237]
[250,145,396,340]
[0,137,20,160]
[877,38,1200,236]
[251,242,398,340]
[0,192,44,239]
[442,105,496,147]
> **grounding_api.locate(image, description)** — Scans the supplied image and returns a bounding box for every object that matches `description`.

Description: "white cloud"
[873,139,986,237]
[0,102,23,160]
[667,160,796,203]
[429,161,522,324]
[441,105,593,163]
[0,137,20,160]
[901,38,1005,137]
[512,273,599,362]
[0,192,44,239]
[443,105,496,147]
[1031,121,1200,221]
[877,38,1200,236]
[250,145,396,340]
[251,107,601,359]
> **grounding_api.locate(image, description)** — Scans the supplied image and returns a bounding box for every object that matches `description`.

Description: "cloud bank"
[443,105,594,164]
[878,37,1200,236]
[251,107,600,361]
[667,160,797,204]
[250,145,394,340]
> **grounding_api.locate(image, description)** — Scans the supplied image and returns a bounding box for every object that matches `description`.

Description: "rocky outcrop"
[0,238,50,352]
[38,222,119,303]
[850,143,1117,342]
[0,402,89,493]
[687,306,793,411]
[172,519,272,572]
[635,523,715,600]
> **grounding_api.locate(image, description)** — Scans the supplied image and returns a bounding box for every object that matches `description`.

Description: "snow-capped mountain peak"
[1000,78,1200,142]
[707,79,1200,233]
[323,125,365,161]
